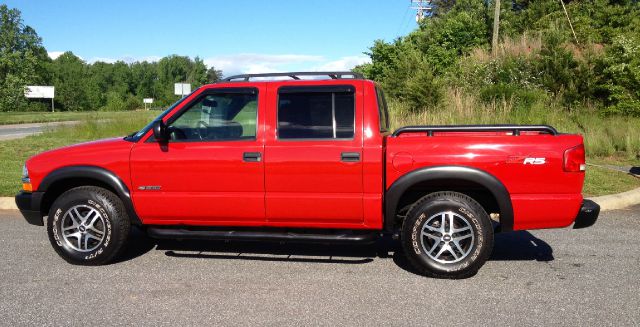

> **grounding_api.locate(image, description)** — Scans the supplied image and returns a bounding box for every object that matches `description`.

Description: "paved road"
[0,121,78,140]
[1,207,639,326]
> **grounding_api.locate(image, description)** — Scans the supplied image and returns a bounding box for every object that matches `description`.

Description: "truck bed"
[385,125,585,230]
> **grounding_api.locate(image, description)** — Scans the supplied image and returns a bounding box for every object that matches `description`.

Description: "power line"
[395,5,412,37]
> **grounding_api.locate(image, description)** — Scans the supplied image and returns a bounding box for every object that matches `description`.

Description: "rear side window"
[375,86,390,132]
[277,86,355,140]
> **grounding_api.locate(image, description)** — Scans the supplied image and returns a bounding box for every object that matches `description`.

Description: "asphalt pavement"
[1,206,639,326]
[0,121,78,140]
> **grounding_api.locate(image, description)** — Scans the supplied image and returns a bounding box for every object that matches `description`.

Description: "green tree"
[130,61,158,99]
[0,4,49,111]
[206,66,223,83]
[50,52,90,111]
[188,57,207,86]
[595,34,640,116]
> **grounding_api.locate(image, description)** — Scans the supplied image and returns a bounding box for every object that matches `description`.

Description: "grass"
[389,89,640,160]
[0,104,638,197]
[0,110,160,125]
[584,158,640,197]
[0,111,156,196]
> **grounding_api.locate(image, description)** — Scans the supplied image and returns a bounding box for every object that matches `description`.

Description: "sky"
[5,0,418,76]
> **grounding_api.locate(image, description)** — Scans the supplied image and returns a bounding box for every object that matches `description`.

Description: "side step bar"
[147,227,379,244]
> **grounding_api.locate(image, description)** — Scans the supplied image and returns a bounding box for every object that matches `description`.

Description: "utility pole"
[411,0,433,22]
[492,0,501,57]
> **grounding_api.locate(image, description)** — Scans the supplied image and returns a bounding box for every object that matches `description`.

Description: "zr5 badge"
[524,158,546,165]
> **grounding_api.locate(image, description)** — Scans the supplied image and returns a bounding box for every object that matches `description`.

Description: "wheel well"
[40,178,118,216]
[393,179,501,229]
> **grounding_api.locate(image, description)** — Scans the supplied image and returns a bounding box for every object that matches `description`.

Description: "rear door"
[264,83,364,227]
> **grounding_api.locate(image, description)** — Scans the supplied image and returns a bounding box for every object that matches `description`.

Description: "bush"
[101,92,142,111]
[595,34,640,116]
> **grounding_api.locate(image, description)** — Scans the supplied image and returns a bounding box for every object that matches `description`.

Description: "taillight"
[564,144,586,172]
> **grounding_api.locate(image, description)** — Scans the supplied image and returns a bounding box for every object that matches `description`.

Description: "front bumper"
[15,191,44,226]
[573,199,600,229]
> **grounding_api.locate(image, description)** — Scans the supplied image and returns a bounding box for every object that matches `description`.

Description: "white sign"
[174,83,191,96]
[143,98,154,104]
[25,86,55,99]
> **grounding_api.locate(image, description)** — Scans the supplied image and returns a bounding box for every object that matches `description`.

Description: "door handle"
[341,152,360,162]
[243,152,262,162]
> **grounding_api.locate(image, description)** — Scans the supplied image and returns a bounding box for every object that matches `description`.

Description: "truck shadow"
[117,229,554,272]
[392,231,553,275]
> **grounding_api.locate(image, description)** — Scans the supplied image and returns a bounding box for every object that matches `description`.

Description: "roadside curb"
[1,187,640,211]
[587,187,640,211]
[0,197,16,210]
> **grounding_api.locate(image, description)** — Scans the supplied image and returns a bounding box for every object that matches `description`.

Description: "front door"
[130,86,265,225]
[264,84,364,226]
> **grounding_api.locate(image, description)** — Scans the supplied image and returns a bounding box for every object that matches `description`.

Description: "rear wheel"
[47,186,130,265]
[400,191,494,278]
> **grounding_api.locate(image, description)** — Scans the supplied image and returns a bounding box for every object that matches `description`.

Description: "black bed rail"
[391,125,558,137]
[222,71,364,82]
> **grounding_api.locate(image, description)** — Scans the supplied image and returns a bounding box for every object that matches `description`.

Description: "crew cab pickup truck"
[16,71,599,278]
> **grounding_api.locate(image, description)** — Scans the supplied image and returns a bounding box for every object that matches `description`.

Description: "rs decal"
[523,158,546,165]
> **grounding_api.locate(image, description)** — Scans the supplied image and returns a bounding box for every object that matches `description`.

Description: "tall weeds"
[389,88,640,160]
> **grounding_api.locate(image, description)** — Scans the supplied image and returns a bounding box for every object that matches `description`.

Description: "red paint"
[25,78,587,232]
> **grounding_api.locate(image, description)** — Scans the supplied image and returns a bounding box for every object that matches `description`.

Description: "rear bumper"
[15,191,44,226]
[573,199,600,229]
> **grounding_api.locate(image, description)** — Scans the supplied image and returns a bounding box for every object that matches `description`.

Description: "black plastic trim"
[341,152,361,162]
[573,200,600,229]
[223,71,364,81]
[243,152,262,162]
[15,191,44,226]
[278,85,355,94]
[147,227,378,244]
[38,166,142,225]
[384,166,514,232]
[392,125,558,137]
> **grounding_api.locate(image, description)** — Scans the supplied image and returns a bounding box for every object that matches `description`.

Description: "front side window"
[277,87,355,139]
[168,90,257,141]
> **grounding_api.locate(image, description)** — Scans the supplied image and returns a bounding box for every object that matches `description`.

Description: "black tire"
[47,186,130,265]
[400,191,494,279]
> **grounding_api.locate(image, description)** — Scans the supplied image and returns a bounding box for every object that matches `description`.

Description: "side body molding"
[38,166,141,225]
[384,166,514,232]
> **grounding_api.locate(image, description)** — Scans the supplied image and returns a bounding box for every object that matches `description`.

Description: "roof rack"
[222,71,364,82]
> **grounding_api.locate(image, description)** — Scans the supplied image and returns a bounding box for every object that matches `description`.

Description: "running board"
[146,227,378,244]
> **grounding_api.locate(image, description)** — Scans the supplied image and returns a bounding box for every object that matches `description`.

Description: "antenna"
[411,0,433,22]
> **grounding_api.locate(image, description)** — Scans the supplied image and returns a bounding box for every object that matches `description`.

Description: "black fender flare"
[38,165,141,225]
[384,165,513,232]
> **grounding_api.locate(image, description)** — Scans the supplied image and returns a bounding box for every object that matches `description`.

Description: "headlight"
[22,164,29,180]
[22,164,32,192]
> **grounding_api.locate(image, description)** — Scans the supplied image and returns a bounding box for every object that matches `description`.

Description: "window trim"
[276,85,356,141]
[147,87,259,143]
[375,86,390,133]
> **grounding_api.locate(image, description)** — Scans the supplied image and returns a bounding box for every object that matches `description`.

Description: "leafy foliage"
[0,4,49,112]
[595,34,640,116]
[357,0,640,116]
[0,4,223,112]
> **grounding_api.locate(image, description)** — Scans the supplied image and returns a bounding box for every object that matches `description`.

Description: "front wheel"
[401,191,494,278]
[47,186,130,265]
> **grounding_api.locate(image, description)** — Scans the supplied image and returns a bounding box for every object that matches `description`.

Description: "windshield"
[125,90,198,142]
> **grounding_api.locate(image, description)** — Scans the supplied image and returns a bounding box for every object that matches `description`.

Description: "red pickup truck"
[16,72,599,278]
